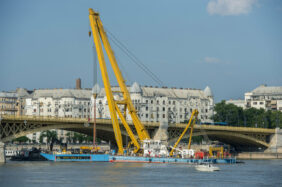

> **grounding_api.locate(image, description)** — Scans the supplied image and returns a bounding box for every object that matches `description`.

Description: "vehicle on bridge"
[201,122,228,126]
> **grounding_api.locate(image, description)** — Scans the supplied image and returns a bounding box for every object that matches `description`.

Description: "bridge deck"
[1,115,275,134]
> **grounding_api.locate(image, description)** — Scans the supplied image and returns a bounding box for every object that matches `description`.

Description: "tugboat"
[11,147,47,161]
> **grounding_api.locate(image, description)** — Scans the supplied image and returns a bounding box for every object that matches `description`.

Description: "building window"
[146,114,148,118]
[157,100,159,105]
[173,101,175,105]
[146,107,148,111]
[157,114,159,118]
[169,101,171,105]
[157,107,159,111]
[163,100,165,105]
[163,114,165,118]
[146,100,148,104]
[151,100,153,104]
[253,102,257,105]
[163,107,165,111]
[180,115,182,118]
[260,102,263,105]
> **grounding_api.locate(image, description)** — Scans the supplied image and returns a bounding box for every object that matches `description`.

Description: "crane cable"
[104,28,204,121]
[105,28,164,87]
[93,26,208,145]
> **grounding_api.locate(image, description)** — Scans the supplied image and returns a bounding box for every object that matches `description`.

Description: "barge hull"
[109,156,236,164]
[41,153,236,164]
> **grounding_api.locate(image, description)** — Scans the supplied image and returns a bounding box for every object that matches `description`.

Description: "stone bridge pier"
[267,128,282,153]
[0,142,5,163]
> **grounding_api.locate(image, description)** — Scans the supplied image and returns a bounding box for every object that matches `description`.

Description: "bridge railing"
[0,115,275,134]
[0,115,89,123]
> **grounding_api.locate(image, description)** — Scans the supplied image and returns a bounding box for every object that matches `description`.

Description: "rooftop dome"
[16,88,29,97]
[92,83,101,95]
[204,86,213,97]
[130,82,142,93]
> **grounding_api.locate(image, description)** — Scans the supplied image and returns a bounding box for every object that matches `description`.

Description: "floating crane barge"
[41,9,236,164]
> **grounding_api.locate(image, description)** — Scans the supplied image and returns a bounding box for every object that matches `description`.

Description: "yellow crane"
[88,9,150,154]
[169,109,198,157]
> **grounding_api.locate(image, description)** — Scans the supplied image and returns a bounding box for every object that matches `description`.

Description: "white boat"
[195,163,220,172]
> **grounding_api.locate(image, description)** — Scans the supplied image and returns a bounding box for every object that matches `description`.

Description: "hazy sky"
[1,0,281,101]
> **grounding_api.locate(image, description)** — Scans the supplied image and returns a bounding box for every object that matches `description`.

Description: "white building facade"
[91,82,214,124]
[25,89,92,118]
[245,85,282,111]
[226,99,246,109]
[25,89,92,142]
[22,84,214,142]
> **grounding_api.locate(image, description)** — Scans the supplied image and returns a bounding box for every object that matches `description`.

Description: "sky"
[0,0,281,102]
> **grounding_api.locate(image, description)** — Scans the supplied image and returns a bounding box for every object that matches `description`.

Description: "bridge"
[1,115,280,152]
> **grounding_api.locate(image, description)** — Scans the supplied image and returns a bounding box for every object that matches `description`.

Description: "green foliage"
[65,132,93,143]
[39,130,58,143]
[213,101,282,128]
[14,136,30,143]
[192,136,203,144]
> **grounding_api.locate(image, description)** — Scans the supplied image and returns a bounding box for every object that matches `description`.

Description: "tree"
[213,100,282,128]
[39,130,58,144]
[13,136,30,143]
[66,132,73,143]
[73,133,85,143]
[213,101,244,126]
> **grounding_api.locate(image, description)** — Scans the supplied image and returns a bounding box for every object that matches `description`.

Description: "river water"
[0,160,282,187]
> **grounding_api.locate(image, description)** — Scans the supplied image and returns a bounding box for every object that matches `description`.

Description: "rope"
[105,28,164,87]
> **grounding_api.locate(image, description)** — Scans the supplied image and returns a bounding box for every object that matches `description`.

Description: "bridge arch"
[0,122,129,143]
[168,131,269,148]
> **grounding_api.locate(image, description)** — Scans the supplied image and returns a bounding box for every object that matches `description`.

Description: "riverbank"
[237,152,282,159]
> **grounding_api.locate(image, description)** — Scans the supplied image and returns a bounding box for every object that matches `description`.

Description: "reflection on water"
[0,160,282,186]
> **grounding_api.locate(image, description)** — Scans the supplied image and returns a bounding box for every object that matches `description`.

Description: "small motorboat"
[195,163,220,172]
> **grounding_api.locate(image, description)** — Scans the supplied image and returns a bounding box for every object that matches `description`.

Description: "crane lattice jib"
[169,109,199,156]
[89,9,150,154]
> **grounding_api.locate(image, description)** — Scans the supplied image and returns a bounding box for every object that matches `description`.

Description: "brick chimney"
[76,78,81,89]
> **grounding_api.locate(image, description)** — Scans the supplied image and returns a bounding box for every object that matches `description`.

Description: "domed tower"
[129,82,143,120]
[204,86,213,98]
[130,82,142,94]
[204,86,214,123]
[92,83,101,97]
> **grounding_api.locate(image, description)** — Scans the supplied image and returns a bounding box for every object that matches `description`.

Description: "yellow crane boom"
[169,109,198,156]
[89,9,150,154]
